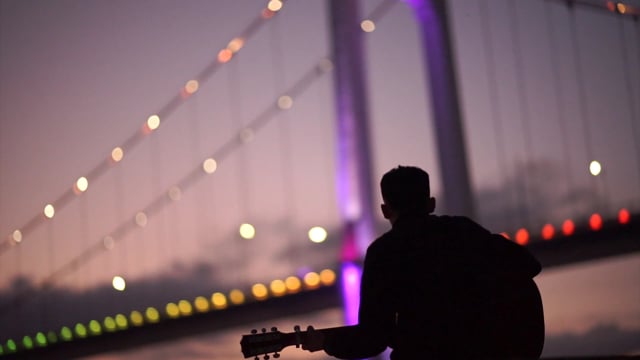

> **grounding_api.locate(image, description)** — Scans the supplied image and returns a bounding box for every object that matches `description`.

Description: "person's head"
[380,166,436,223]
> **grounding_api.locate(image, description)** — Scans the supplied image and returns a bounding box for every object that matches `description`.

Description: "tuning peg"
[271,326,278,332]
[251,329,258,334]
[254,356,259,360]
[273,352,280,358]
[261,328,267,333]
[264,355,270,360]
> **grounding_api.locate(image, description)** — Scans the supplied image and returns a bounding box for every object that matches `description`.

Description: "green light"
[6,339,17,352]
[104,316,117,332]
[130,311,144,326]
[47,331,58,344]
[60,326,73,341]
[75,323,87,338]
[22,335,34,349]
[0,344,4,355]
[115,314,128,330]
[89,320,102,335]
[35,332,47,347]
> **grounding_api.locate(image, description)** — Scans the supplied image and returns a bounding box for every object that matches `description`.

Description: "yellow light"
[146,115,160,131]
[115,314,128,329]
[277,95,293,110]
[589,160,602,176]
[135,212,148,227]
[194,296,210,312]
[285,276,301,293]
[252,283,268,300]
[361,19,376,32]
[112,276,126,291]
[270,279,286,296]
[103,317,116,332]
[11,230,22,244]
[227,37,245,53]
[44,204,55,219]
[166,303,180,318]
[320,269,336,286]
[211,292,227,309]
[303,272,320,289]
[111,147,124,163]
[229,289,245,305]
[145,307,160,323]
[103,236,115,250]
[267,0,283,12]
[184,80,199,95]
[239,223,256,239]
[178,300,193,316]
[74,323,87,338]
[168,186,182,201]
[308,226,327,243]
[130,311,144,326]
[218,48,233,63]
[74,176,89,193]
[203,158,218,174]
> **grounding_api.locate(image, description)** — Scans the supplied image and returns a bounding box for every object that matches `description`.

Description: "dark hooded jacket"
[323,214,544,359]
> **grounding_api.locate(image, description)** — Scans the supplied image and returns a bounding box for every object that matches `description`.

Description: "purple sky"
[1,0,639,357]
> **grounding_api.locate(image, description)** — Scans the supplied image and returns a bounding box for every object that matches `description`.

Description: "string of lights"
[0,0,399,319]
[0,0,287,257]
[545,0,640,16]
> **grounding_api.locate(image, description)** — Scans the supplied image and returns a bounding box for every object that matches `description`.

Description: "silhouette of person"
[302,165,544,359]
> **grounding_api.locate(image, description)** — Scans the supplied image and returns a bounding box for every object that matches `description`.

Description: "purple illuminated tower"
[328,0,375,325]
[406,0,475,218]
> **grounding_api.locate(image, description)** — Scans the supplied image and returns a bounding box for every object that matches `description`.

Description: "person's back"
[371,214,544,358]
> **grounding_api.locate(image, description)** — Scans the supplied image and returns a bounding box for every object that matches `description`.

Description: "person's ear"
[381,203,391,219]
[427,197,436,214]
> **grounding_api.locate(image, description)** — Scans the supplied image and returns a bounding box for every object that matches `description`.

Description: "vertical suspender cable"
[567,2,610,213]
[617,15,640,203]
[544,1,576,216]
[270,14,298,266]
[507,0,536,228]
[479,0,516,231]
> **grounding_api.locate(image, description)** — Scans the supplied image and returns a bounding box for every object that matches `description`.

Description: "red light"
[562,220,575,236]
[515,228,529,245]
[500,232,510,240]
[607,1,616,12]
[618,208,630,224]
[589,213,603,231]
[541,224,555,240]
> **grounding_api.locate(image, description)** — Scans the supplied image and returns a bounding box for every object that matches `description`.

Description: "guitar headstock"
[240,327,287,359]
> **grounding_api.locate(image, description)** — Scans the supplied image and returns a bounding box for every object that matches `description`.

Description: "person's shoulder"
[365,229,396,255]
[434,214,491,235]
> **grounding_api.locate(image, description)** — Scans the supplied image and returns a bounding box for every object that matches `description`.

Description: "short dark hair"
[380,166,431,215]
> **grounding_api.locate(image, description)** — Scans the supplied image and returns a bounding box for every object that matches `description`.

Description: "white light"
[277,95,293,110]
[75,176,89,193]
[589,160,602,176]
[361,19,376,32]
[146,115,160,131]
[239,223,256,239]
[112,276,126,291]
[203,158,218,174]
[12,230,23,243]
[44,204,55,219]
[135,212,148,227]
[308,226,328,243]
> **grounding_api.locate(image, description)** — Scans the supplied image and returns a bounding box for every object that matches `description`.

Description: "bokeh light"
[135,211,148,227]
[267,0,283,12]
[166,303,180,318]
[227,37,245,53]
[145,307,160,323]
[308,226,328,243]
[278,95,293,110]
[618,208,630,224]
[203,158,217,174]
[103,316,116,332]
[285,276,302,293]
[130,311,144,326]
[562,219,575,236]
[60,326,73,341]
[320,269,336,286]
[541,224,555,240]
[44,204,55,219]
[515,228,529,245]
[112,276,126,291]
[270,279,287,296]
[111,146,124,163]
[212,292,228,309]
[303,271,320,289]
[195,296,210,312]
[184,80,199,95]
[589,160,602,176]
[590,213,603,231]
[239,223,256,239]
[11,229,22,243]
[252,283,268,300]
[89,320,102,335]
[361,19,376,32]
[115,314,128,329]
[146,115,160,131]
[75,176,89,193]
[218,48,233,63]
[229,289,245,305]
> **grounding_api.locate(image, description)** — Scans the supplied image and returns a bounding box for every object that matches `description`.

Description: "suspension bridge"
[0,0,639,358]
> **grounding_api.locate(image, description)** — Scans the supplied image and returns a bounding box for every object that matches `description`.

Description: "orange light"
[562,219,575,236]
[217,49,233,63]
[499,232,510,240]
[617,2,627,14]
[589,213,603,231]
[515,228,529,245]
[541,224,555,240]
[618,208,630,224]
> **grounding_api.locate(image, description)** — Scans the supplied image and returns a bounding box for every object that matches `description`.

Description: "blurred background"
[1,0,639,358]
